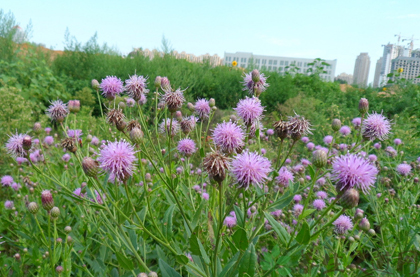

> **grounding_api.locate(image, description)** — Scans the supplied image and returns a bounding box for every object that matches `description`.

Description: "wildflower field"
[1,18,420,277]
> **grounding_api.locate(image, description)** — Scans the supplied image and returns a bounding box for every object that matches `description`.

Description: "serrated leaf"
[296,222,310,245]
[115,252,134,270]
[238,244,257,277]
[159,258,182,277]
[232,228,248,250]
[264,212,290,246]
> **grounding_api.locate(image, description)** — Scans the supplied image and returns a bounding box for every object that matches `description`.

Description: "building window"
[280,61,284,65]
[279,67,283,71]
[268,66,272,70]
[274,60,278,65]
[269,60,273,65]
[273,66,277,71]
[256,59,260,64]
[262,59,267,65]
[285,61,289,66]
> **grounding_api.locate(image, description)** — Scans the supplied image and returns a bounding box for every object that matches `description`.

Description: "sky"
[3,0,420,84]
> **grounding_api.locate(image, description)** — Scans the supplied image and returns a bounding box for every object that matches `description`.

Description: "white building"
[353,53,370,87]
[373,57,383,88]
[378,43,410,86]
[335,73,353,84]
[224,52,337,81]
[390,56,420,84]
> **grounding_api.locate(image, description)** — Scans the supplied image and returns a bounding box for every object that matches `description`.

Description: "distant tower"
[353,53,371,87]
[12,25,26,43]
[373,57,383,88]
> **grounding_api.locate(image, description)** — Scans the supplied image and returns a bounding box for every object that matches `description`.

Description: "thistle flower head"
[242,71,269,96]
[333,215,353,234]
[73,188,86,198]
[275,167,294,187]
[332,153,378,194]
[97,140,137,182]
[287,114,312,140]
[159,118,180,137]
[44,136,54,145]
[352,117,361,127]
[67,129,83,140]
[394,138,402,145]
[323,135,333,145]
[1,176,14,187]
[61,138,77,153]
[212,121,245,154]
[4,200,14,210]
[313,199,326,210]
[195,99,211,119]
[180,116,198,134]
[126,98,136,107]
[362,112,391,141]
[177,138,197,157]
[224,216,237,228]
[203,151,230,183]
[126,120,142,132]
[230,150,271,189]
[316,191,328,199]
[106,108,125,126]
[100,76,124,100]
[234,97,264,126]
[125,74,149,101]
[396,163,411,176]
[41,190,54,211]
[339,126,351,136]
[6,133,28,158]
[293,204,304,216]
[46,100,69,123]
[161,88,186,113]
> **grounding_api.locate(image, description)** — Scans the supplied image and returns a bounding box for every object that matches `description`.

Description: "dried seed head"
[287,114,312,141]
[126,120,142,132]
[106,108,125,126]
[273,120,289,139]
[61,138,77,153]
[203,151,230,184]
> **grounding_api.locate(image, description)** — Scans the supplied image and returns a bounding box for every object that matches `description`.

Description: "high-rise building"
[353,53,370,87]
[223,52,337,81]
[390,56,420,84]
[378,43,411,86]
[373,57,383,88]
[335,73,353,84]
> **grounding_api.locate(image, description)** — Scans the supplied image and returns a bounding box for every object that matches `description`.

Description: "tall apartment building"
[373,57,383,88]
[335,73,353,84]
[390,56,420,84]
[378,44,411,86]
[353,53,371,87]
[224,52,337,81]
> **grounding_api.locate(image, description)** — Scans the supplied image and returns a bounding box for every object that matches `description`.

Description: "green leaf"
[233,205,245,228]
[159,259,182,277]
[299,209,316,220]
[163,205,176,240]
[267,193,293,212]
[189,234,200,256]
[296,222,310,245]
[238,244,257,277]
[200,147,205,158]
[232,228,248,250]
[219,252,240,277]
[264,212,290,246]
[198,238,211,265]
[175,254,189,265]
[115,252,134,270]
[308,165,315,180]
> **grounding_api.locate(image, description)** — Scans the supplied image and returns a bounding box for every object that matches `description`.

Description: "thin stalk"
[95,88,104,118]
[212,181,224,275]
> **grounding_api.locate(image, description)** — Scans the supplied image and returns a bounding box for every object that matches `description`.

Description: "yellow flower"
[383,87,387,91]
[397,68,403,73]
[232,61,237,67]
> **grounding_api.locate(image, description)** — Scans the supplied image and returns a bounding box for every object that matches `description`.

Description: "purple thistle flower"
[234,97,264,126]
[276,167,294,187]
[368,154,377,162]
[352,117,361,127]
[313,199,326,210]
[333,215,353,234]
[394,138,402,145]
[195,99,211,119]
[16,157,28,165]
[202,192,209,200]
[271,209,282,218]
[159,118,180,137]
[62,154,71,162]
[301,159,311,166]
[11,182,21,191]
[212,121,245,154]
[125,74,149,101]
[374,142,381,149]
[177,138,197,157]
[293,194,302,203]
[385,146,397,157]
[323,135,333,145]
[44,136,54,145]
[4,200,14,210]
[67,129,83,140]
[94,190,106,204]
[331,153,378,194]
[285,158,291,164]
[301,137,310,143]
[100,76,124,100]
[242,71,269,95]
[138,93,147,105]
[316,177,326,185]
[306,142,315,150]
[46,100,69,122]
[362,112,391,141]
[97,140,137,182]
[1,176,14,187]
[396,164,411,176]
[339,126,351,136]
[30,150,43,163]
[293,204,303,216]
[224,216,237,228]
[73,188,86,198]
[91,136,100,146]
[316,191,328,199]
[45,127,52,134]
[6,133,28,158]
[266,129,274,136]
[161,87,186,113]
[231,150,271,189]
[339,144,348,151]
[126,98,136,107]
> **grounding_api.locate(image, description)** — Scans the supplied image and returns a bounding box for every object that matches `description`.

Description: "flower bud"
[130,127,144,145]
[251,69,260,83]
[148,272,158,277]
[312,150,327,168]
[56,266,63,274]
[67,235,73,244]
[354,208,364,219]
[82,157,99,177]
[28,202,39,214]
[64,226,72,233]
[358,98,369,114]
[154,76,162,89]
[14,253,21,261]
[175,111,182,121]
[354,235,360,240]
[116,120,127,132]
[209,98,215,107]
[68,100,80,113]
[161,149,166,155]
[359,217,370,231]
[331,119,341,131]
[368,229,376,236]
[138,274,148,277]
[118,102,126,109]
[41,190,54,211]
[86,134,92,142]
[23,135,32,151]
[145,173,152,182]
[91,79,100,90]
[339,188,359,209]
[51,207,60,218]
[230,115,237,122]
[33,122,42,134]
[160,77,171,91]
[187,102,195,112]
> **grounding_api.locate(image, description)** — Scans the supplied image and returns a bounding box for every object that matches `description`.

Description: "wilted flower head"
[177,138,197,157]
[333,215,353,234]
[100,76,124,100]
[180,116,198,134]
[195,99,211,119]
[203,151,230,183]
[234,97,264,126]
[242,70,269,96]
[159,118,180,137]
[161,88,186,113]
[313,199,326,210]
[6,133,29,158]
[125,74,149,101]
[339,126,351,136]
[230,150,271,189]
[276,167,294,187]
[287,114,312,140]
[46,100,69,123]
[106,108,125,126]
[212,121,245,154]
[362,112,391,141]
[396,163,411,176]
[332,153,378,194]
[273,120,289,139]
[61,138,77,153]
[97,140,137,182]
